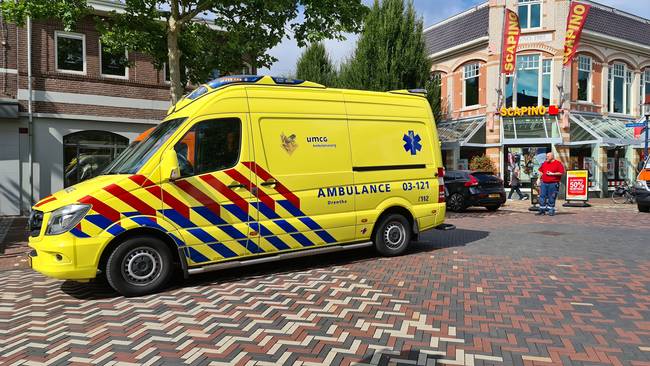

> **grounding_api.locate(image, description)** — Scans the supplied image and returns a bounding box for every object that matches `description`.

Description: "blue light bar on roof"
[207,75,262,89]
[271,77,305,85]
[186,85,208,100]
[408,89,428,94]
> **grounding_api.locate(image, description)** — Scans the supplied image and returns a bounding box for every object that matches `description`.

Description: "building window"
[608,63,631,115]
[164,62,187,83]
[542,59,552,106]
[626,71,633,115]
[516,55,540,107]
[55,31,86,74]
[505,54,552,107]
[63,131,129,187]
[577,55,592,102]
[463,63,480,107]
[505,74,514,107]
[518,0,541,29]
[164,63,170,82]
[99,42,128,78]
[641,69,650,105]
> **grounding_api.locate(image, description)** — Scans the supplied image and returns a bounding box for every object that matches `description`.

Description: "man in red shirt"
[536,152,565,216]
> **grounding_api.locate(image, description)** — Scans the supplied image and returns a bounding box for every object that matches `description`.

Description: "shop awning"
[569,113,645,147]
[437,116,486,148]
[501,116,562,144]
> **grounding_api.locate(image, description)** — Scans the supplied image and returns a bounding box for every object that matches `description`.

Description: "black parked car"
[444,170,506,212]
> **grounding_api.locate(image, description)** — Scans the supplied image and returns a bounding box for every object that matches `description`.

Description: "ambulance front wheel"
[105,235,174,297]
[374,214,411,256]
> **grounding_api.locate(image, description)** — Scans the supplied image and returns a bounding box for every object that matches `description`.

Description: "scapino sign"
[501,9,521,74]
[499,105,560,117]
[563,2,591,65]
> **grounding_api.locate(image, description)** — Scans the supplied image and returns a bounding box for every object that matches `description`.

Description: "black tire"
[105,235,174,297]
[639,204,650,213]
[611,190,626,204]
[485,204,500,211]
[373,214,411,257]
[447,193,466,212]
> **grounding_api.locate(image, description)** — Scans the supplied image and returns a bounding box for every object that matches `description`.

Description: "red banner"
[501,9,521,75]
[563,2,591,66]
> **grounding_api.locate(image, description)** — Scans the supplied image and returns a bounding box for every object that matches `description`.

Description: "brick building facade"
[0,1,252,215]
[426,0,649,197]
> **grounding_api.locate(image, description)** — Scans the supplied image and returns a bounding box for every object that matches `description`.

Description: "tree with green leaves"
[339,0,431,94]
[426,73,443,122]
[295,43,336,86]
[1,0,368,103]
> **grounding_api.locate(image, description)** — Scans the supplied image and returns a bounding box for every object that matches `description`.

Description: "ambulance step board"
[187,241,374,275]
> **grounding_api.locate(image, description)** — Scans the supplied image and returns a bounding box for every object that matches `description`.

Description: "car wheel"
[374,214,411,257]
[639,204,650,213]
[448,193,466,212]
[105,235,174,297]
[485,204,500,211]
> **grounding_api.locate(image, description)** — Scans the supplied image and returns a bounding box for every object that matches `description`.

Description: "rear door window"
[471,172,501,184]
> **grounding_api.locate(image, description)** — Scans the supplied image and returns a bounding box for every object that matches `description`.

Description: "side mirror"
[161,149,180,182]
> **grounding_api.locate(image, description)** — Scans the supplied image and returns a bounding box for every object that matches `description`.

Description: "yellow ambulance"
[28,76,447,296]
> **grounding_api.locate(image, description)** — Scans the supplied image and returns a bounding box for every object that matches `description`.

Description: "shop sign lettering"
[500,105,560,117]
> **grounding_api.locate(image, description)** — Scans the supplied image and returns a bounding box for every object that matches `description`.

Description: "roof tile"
[584,6,650,47]
[424,6,489,56]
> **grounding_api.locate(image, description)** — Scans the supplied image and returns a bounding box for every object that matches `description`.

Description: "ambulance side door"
[160,114,258,266]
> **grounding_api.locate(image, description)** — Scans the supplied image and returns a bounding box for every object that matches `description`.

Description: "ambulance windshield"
[103,118,186,175]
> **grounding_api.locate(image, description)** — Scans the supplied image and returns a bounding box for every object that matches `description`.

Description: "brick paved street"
[1,201,649,365]
[0,217,29,272]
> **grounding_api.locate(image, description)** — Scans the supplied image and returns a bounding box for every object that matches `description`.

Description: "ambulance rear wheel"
[374,214,411,256]
[105,236,173,297]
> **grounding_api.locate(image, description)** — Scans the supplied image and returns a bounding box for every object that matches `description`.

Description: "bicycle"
[611,182,636,204]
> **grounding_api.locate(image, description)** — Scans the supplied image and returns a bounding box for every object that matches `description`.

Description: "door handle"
[227,182,245,189]
[260,179,277,187]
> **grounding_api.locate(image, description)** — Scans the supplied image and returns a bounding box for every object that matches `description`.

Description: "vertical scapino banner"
[501,9,521,74]
[563,2,591,65]
[566,170,589,201]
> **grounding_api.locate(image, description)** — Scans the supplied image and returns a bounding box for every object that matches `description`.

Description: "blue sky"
[258,0,650,76]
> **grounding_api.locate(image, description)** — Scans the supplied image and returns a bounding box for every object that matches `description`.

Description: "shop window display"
[569,146,595,187]
[606,148,628,187]
[505,146,550,188]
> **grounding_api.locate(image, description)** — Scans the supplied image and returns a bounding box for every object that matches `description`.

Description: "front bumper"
[29,234,106,280]
[634,188,650,205]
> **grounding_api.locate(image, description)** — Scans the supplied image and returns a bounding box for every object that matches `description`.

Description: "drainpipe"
[13,15,23,215]
[27,16,34,208]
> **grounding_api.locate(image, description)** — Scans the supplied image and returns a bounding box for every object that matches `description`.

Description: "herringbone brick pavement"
[1,204,648,365]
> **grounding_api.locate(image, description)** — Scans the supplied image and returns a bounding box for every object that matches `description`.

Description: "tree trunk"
[167,18,183,104]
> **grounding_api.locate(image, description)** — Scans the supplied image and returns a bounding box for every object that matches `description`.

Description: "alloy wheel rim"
[450,194,462,210]
[122,247,162,286]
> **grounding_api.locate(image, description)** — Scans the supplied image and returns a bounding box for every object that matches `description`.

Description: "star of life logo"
[402,130,422,155]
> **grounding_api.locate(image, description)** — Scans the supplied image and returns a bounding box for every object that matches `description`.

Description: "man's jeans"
[539,182,559,214]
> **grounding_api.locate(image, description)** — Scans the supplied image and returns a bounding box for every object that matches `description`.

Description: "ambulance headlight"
[46,204,91,235]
